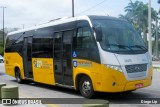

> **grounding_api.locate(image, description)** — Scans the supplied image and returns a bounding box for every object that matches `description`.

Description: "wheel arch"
[75,73,93,91]
[14,66,20,76]
[14,65,24,79]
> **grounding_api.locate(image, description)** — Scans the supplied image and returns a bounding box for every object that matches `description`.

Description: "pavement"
[0,61,160,107]
[152,61,160,72]
[0,63,52,107]
[152,61,160,67]
[0,104,50,107]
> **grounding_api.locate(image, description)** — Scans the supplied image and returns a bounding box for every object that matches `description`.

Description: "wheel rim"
[82,80,91,95]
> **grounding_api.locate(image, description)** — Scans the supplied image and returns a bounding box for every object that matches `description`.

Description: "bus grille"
[125,64,147,73]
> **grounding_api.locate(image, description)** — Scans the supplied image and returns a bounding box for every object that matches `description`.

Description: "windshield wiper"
[106,44,133,49]
[106,44,128,49]
[131,45,147,50]
[106,44,135,53]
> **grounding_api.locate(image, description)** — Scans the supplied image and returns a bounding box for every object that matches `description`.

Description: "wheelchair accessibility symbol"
[73,51,77,58]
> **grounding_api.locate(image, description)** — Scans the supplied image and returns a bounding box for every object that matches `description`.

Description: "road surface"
[0,63,160,107]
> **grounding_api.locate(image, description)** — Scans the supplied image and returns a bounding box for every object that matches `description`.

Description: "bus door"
[54,31,73,86]
[23,36,33,79]
[54,32,63,84]
[62,31,73,86]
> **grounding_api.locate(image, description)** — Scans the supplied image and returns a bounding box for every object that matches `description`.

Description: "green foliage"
[119,0,159,44]
[0,46,4,56]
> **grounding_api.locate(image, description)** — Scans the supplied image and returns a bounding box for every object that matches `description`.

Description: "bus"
[4,15,153,98]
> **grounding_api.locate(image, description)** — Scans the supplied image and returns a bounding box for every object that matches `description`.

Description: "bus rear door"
[23,36,33,79]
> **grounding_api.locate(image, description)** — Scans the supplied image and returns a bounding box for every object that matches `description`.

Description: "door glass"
[63,31,72,58]
[27,37,32,61]
[54,32,63,84]
[63,30,73,85]
[53,30,73,85]
[24,38,27,44]
[54,32,62,58]
[23,37,33,78]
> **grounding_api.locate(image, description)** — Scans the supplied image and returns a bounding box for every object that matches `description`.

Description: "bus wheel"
[79,76,95,98]
[124,90,136,94]
[15,69,23,83]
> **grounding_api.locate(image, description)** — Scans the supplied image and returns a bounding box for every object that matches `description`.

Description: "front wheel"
[124,90,136,94]
[15,69,23,83]
[79,76,95,98]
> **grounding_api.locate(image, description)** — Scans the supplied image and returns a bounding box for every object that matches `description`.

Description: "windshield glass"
[93,19,147,54]
[0,55,2,58]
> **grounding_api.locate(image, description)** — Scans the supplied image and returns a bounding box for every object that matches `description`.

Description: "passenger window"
[32,36,53,58]
[76,27,95,49]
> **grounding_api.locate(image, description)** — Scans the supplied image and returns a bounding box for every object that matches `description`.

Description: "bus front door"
[54,32,63,84]
[23,37,33,79]
[62,31,73,86]
[54,31,73,86]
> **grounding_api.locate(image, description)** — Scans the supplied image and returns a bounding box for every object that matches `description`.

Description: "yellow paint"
[73,59,153,92]
[4,52,152,93]
[4,53,25,79]
[32,58,55,85]
[124,66,153,91]
[100,65,152,92]
[4,53,55,85]
[73,59,102,91]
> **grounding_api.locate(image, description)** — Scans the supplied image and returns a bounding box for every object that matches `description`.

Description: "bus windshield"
[93,19,147,54]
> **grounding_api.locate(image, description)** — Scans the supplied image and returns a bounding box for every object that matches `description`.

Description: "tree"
[0,30,7,47]
[119,0,158,44]
[0,46,4,55]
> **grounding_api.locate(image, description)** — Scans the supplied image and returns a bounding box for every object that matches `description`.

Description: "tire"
[79,76,95,98]
[124,90,135,94]
[15,69,23,83]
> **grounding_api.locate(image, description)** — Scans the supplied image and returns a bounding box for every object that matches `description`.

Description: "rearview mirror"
[94,26,102,42]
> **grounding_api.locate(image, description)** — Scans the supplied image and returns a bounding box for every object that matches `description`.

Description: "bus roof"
[8,15,125,35]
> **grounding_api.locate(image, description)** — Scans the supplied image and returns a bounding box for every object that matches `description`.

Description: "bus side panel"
[4,53,25,79]
[73,59,103,91]
[32,58,55,85]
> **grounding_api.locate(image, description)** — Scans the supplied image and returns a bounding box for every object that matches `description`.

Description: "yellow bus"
[4,15,153,98]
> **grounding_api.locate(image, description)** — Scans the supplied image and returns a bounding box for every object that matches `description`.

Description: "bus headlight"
[105,64,123,72]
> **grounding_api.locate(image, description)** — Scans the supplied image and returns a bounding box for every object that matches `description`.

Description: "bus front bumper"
[100,65,153,92]
[123,79,152,91]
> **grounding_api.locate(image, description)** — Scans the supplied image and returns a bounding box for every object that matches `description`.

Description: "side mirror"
[94,26,102,42]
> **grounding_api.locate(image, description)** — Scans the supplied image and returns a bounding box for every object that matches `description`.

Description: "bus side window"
[76,27,95,49]
[73,26,99,62]
[32,37,53,58]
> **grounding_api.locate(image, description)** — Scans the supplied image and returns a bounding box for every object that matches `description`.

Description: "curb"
[153,67,160,72]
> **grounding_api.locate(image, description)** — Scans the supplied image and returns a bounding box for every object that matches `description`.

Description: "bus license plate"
[135,83,143,88]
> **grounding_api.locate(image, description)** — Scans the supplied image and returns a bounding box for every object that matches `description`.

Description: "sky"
[0,0,159,30]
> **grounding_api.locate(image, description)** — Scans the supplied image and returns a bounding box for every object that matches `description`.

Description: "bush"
[0,46,4,56]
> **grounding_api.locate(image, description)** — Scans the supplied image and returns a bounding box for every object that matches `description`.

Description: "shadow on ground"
[9,79,152,104]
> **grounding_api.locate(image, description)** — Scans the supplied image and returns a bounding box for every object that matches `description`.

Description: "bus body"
[4,15,152,98]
